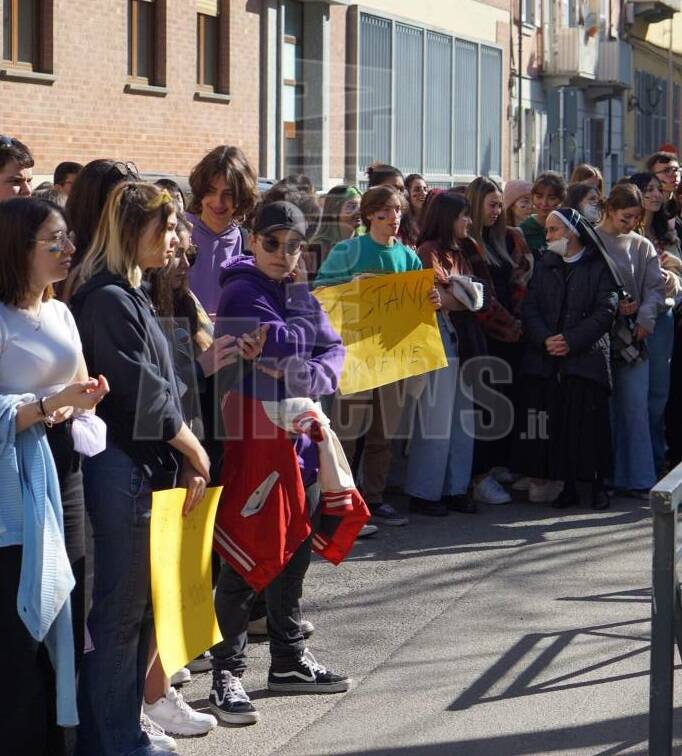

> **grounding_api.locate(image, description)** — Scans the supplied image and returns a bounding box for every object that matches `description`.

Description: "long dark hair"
[565,182,600,211]
[367,162,403,188]
[0,198,66,305]
[66,159,140,267]
[417,192,469,250]
[466,176,512,266]
[148,215,202,348]
[626,172,670,244]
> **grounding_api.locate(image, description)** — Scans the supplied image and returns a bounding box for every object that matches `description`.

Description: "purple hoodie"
[186,212,243,315]
[216,256,345,485]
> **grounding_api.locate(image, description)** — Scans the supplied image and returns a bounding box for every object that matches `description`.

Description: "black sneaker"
[591,488,611,510]
[209,669,260,725]
[408,496,448,517]
[552,487,579,510]
[443,494,477,514]
[268,650,352,694]
[369,502,409,526]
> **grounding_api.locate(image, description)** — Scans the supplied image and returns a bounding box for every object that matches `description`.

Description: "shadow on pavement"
[326,709,672,755]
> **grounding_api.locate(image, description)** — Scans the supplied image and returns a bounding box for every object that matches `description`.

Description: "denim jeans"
[610,360,656,491]
[76,445,156,756]
[648,309,675,475]
[212,486,318,676]
[405,316,474,500]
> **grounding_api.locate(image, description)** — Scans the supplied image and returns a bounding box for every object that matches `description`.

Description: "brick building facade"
[1,0,512,188]
[0,1,344,182]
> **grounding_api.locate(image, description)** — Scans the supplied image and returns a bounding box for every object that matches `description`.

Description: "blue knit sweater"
[0,394,77,726]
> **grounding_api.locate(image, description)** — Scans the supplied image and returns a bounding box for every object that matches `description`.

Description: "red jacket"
[214,393,369,592]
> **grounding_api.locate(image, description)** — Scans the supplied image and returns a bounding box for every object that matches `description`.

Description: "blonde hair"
[79,182,174,288]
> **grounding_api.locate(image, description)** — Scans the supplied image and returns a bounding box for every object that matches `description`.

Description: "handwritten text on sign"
[150,487,223,677]
[314,269,447,394]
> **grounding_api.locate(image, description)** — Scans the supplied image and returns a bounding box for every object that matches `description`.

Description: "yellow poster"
[314,269,448,394]
[150,486,223,677]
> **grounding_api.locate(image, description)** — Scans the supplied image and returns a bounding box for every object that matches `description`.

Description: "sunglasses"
[656,166,681,177]
[35,230,76,253]
[109,160,140,181]
[260,235,302,256]
[0,135,14,149]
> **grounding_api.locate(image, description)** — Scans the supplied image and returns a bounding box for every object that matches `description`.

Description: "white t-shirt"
[0,299,82,396]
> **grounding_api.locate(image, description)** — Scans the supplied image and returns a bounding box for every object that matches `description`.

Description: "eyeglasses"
[656,166,681,177]
[0,135,14,149]
[260,235,302,255]
[34,230,76,253]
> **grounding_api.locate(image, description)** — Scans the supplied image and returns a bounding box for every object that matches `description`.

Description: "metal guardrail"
[649,464,682,754]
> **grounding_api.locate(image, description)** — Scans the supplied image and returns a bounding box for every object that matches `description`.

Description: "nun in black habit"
[512,207,619,510]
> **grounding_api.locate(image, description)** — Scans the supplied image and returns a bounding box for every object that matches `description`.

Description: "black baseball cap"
[253,201,307,238]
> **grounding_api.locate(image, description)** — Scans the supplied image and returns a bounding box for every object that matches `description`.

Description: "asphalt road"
[175,492,674,756]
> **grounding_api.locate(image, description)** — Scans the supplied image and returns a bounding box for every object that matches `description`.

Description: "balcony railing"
[589,38,633,94]
[544,26,598,85]
[630,0,682,23]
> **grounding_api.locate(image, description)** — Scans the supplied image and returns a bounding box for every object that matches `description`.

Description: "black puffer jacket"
[521,244,619,390]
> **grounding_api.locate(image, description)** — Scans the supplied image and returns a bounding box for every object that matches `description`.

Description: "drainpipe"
[559,86,565,173]
[517,0,523,178]
[668,17,674,143]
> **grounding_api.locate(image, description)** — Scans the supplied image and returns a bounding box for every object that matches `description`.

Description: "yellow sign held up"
[150,487,223,677]
[314,269,447,394]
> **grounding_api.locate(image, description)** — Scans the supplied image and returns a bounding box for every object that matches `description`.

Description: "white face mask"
[547,237,569,257]
[580,202,601,223]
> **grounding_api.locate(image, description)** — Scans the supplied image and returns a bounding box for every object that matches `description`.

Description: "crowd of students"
[1,133,681,756]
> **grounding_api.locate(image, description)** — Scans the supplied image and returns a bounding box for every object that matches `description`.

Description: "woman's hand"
[660,252,682,274]
[545,334,570,356]
[619,298,638,317]
[633,324,651,342]
[238,325,269,361]
[179,458,208,516]
[428,286,442,310]
[49,375,109,413]
[197,334,241,377]
[49,406,74,424]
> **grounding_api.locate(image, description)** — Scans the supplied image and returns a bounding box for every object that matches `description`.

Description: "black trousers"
[666,315,682,466]
[212,535,312,675]
[0,423,84,756]
[212,485,319,675]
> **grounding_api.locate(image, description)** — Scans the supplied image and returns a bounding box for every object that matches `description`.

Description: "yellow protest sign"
[314,269,447,394]
[150,486,223,677]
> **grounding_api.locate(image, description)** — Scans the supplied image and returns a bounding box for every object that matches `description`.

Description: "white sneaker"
[473,475,512,505]
[144,687,218,736]
[170,667,191,687]
[528,480,564,503]
[512,476,531,492]
[140,711,178,751]
[490,466,515,484]
[357,523,379,538]
[188,651,213,673]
